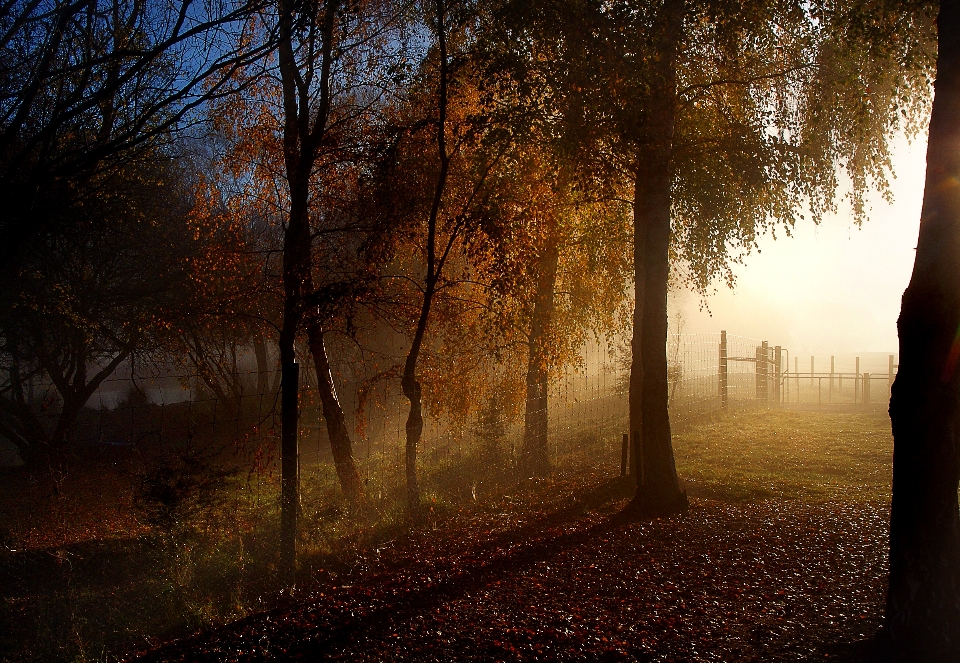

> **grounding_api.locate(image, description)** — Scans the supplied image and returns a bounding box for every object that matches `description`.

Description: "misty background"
[674,132,926,375]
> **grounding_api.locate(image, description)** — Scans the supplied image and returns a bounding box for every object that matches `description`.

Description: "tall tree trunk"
[402,277,434,514]
[276,169,312,581]
[521,234,559,477]
[307,322,364,506]
[883,2,960,659]
[275,0,338,584]
[403,0,450,515]
[278,353,299,581]
[628,0,687,517]
[629,159,646,481]
[277,0,313,584]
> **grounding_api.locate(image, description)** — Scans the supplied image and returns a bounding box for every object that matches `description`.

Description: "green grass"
[0,407,897,662]
[673,407,893,503]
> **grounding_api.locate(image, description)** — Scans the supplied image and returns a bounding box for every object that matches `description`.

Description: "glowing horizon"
[675,131,927,362]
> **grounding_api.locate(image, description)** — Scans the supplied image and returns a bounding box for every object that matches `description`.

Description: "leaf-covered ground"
[134,473,888,663]
[2,409,891,661]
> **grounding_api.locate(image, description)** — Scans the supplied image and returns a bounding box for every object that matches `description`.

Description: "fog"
[674,133,927,361]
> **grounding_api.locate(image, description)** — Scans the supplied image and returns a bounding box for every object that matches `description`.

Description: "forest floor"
[125,408,894,663]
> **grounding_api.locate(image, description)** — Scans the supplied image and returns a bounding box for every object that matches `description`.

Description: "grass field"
[0,406,896,662]
[674,408,893,503]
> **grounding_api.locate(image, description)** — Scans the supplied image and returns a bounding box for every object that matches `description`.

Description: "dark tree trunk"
[882,2,960,659]
[629,162,646,481]
[275,0,338,583]
[278,358,299,582]
[401,358,424,513]
[402,275,435,514]
[627,0,687,517]
[276,172,312,582]
[521,234,559,477]
[34,345,131,480]
[277,185,310,582]
[402,0,451,516]
[307,322,364,506]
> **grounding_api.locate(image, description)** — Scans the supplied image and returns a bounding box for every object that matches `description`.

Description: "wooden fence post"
[756,342,768,404]
[774,346,782,405]
[764,341,770,404]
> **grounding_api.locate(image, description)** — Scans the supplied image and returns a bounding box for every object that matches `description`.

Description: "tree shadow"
[287,505,630,659]
[137,476,641,661]
[801,637,877,663]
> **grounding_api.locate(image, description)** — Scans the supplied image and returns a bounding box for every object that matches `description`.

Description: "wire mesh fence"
[1,334,898,487]
[0,334,902,542]
[0,330,900,659]
[780,353,898,409]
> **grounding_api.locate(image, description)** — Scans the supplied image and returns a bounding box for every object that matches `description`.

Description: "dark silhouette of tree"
[0,0,274,476]
[884,0,960,659]
[373,0,508,514]
[490,0,934,516]
[273,0,408,578]
[0,0,273,264]
[0,154,194,475]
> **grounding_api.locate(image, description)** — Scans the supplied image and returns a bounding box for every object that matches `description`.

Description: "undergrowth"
[0,407,893,662]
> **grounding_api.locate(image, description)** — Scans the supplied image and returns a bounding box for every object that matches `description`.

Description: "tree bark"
[629,160,646,482]
[627,0,687,517]
[402,0,450,515]
[521,233,559,477]
[882,1,960,659]
[307,321,364,506]
[275,0,341,583]
[402,269,438,514]
[277,173,310,583]
[278,358,299,583]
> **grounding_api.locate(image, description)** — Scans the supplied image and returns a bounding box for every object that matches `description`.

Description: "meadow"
[0,407,894,662]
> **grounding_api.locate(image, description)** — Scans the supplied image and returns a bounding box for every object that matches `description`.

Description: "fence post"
[719,330,728,409]
[756,342,768,404]
[774,346,782,405]
[830,356,835,402]
[888,354,895,399]
[764,341,770,404]
[864,372,871,405]
[855,357,860,404]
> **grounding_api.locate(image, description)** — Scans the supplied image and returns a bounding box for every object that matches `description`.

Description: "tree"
[0,0,274,474]
[0,153,194,475]
[493,0,933,516]
[171,171,277,409]
[272,0,407,578]
[377,0,514,513]
[883,0,960,658]
[473,151,632,477]
[0,0,272,266]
